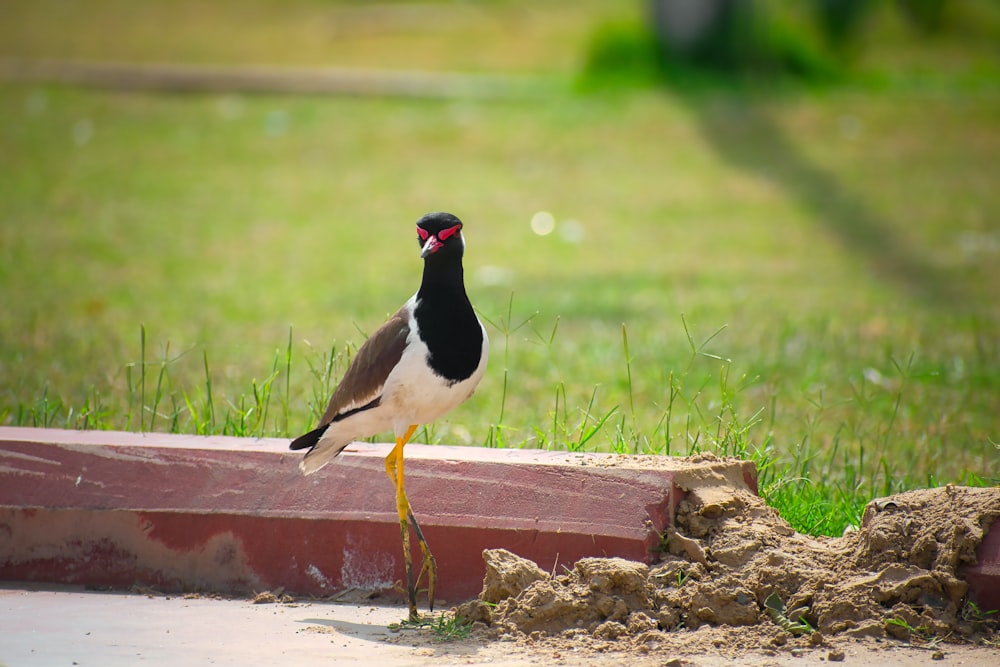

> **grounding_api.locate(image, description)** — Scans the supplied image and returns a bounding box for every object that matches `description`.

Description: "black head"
[416,212,465,260]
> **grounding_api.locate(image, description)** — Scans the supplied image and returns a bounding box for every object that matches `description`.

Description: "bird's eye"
[438,224,462,241]
[416,226,430,241]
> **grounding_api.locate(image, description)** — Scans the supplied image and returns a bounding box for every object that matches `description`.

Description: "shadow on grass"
[682,95,968,312]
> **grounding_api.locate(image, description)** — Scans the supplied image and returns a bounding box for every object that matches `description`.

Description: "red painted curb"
[962,518,1000,611]
[0,427,757,603]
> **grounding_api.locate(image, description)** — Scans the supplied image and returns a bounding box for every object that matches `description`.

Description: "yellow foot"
[407,508,437,613]
[385,425,437,620]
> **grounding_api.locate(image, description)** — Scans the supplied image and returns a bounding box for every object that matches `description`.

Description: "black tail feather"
[289,425,325,451]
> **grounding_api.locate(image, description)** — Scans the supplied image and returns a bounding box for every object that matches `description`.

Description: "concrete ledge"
[0,427,758,603]
[0,59,543,99]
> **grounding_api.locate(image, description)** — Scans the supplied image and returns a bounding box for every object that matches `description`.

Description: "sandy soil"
[449,478,999,665]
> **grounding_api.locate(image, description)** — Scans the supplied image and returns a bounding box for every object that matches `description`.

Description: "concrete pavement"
[0,584,463,667]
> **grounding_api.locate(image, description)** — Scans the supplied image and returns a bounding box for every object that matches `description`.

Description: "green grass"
[1,1,998,538]
[389,612,473,642]
[0,0,614,73]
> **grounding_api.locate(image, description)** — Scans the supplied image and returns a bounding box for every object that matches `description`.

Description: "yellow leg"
[384,424,437,621]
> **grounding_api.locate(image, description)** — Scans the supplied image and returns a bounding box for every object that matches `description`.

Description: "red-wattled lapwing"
[290,211,488,621]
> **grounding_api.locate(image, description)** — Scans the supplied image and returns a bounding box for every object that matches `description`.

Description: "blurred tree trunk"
[649,0,741,64]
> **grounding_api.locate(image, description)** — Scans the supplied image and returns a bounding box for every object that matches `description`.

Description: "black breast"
[414,294,483,383]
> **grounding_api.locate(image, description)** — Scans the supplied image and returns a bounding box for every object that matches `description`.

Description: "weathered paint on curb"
[1,427,758,602]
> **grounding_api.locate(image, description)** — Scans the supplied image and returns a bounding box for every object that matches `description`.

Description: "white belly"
[379,322,488,434]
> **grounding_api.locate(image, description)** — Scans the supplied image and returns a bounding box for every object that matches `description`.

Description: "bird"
[290,211,488,621]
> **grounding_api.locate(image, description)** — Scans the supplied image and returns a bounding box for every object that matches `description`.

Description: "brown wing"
[316,306,410,426]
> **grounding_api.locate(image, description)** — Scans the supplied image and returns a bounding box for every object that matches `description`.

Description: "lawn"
[1,1,998,535]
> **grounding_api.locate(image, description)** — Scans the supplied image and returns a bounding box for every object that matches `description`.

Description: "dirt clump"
[456,482,999,658]
[480,547,548,604]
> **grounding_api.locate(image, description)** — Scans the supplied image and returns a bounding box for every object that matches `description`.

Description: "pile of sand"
[456,483,999,655]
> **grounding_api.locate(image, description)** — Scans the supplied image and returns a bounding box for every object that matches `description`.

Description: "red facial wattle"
[417,223,461,257]
[437,224,462,241]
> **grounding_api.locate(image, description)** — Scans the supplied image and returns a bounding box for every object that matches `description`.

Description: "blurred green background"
[1,1,998,533]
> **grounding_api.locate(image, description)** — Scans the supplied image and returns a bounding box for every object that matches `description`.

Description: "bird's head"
[416,212,465,260]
